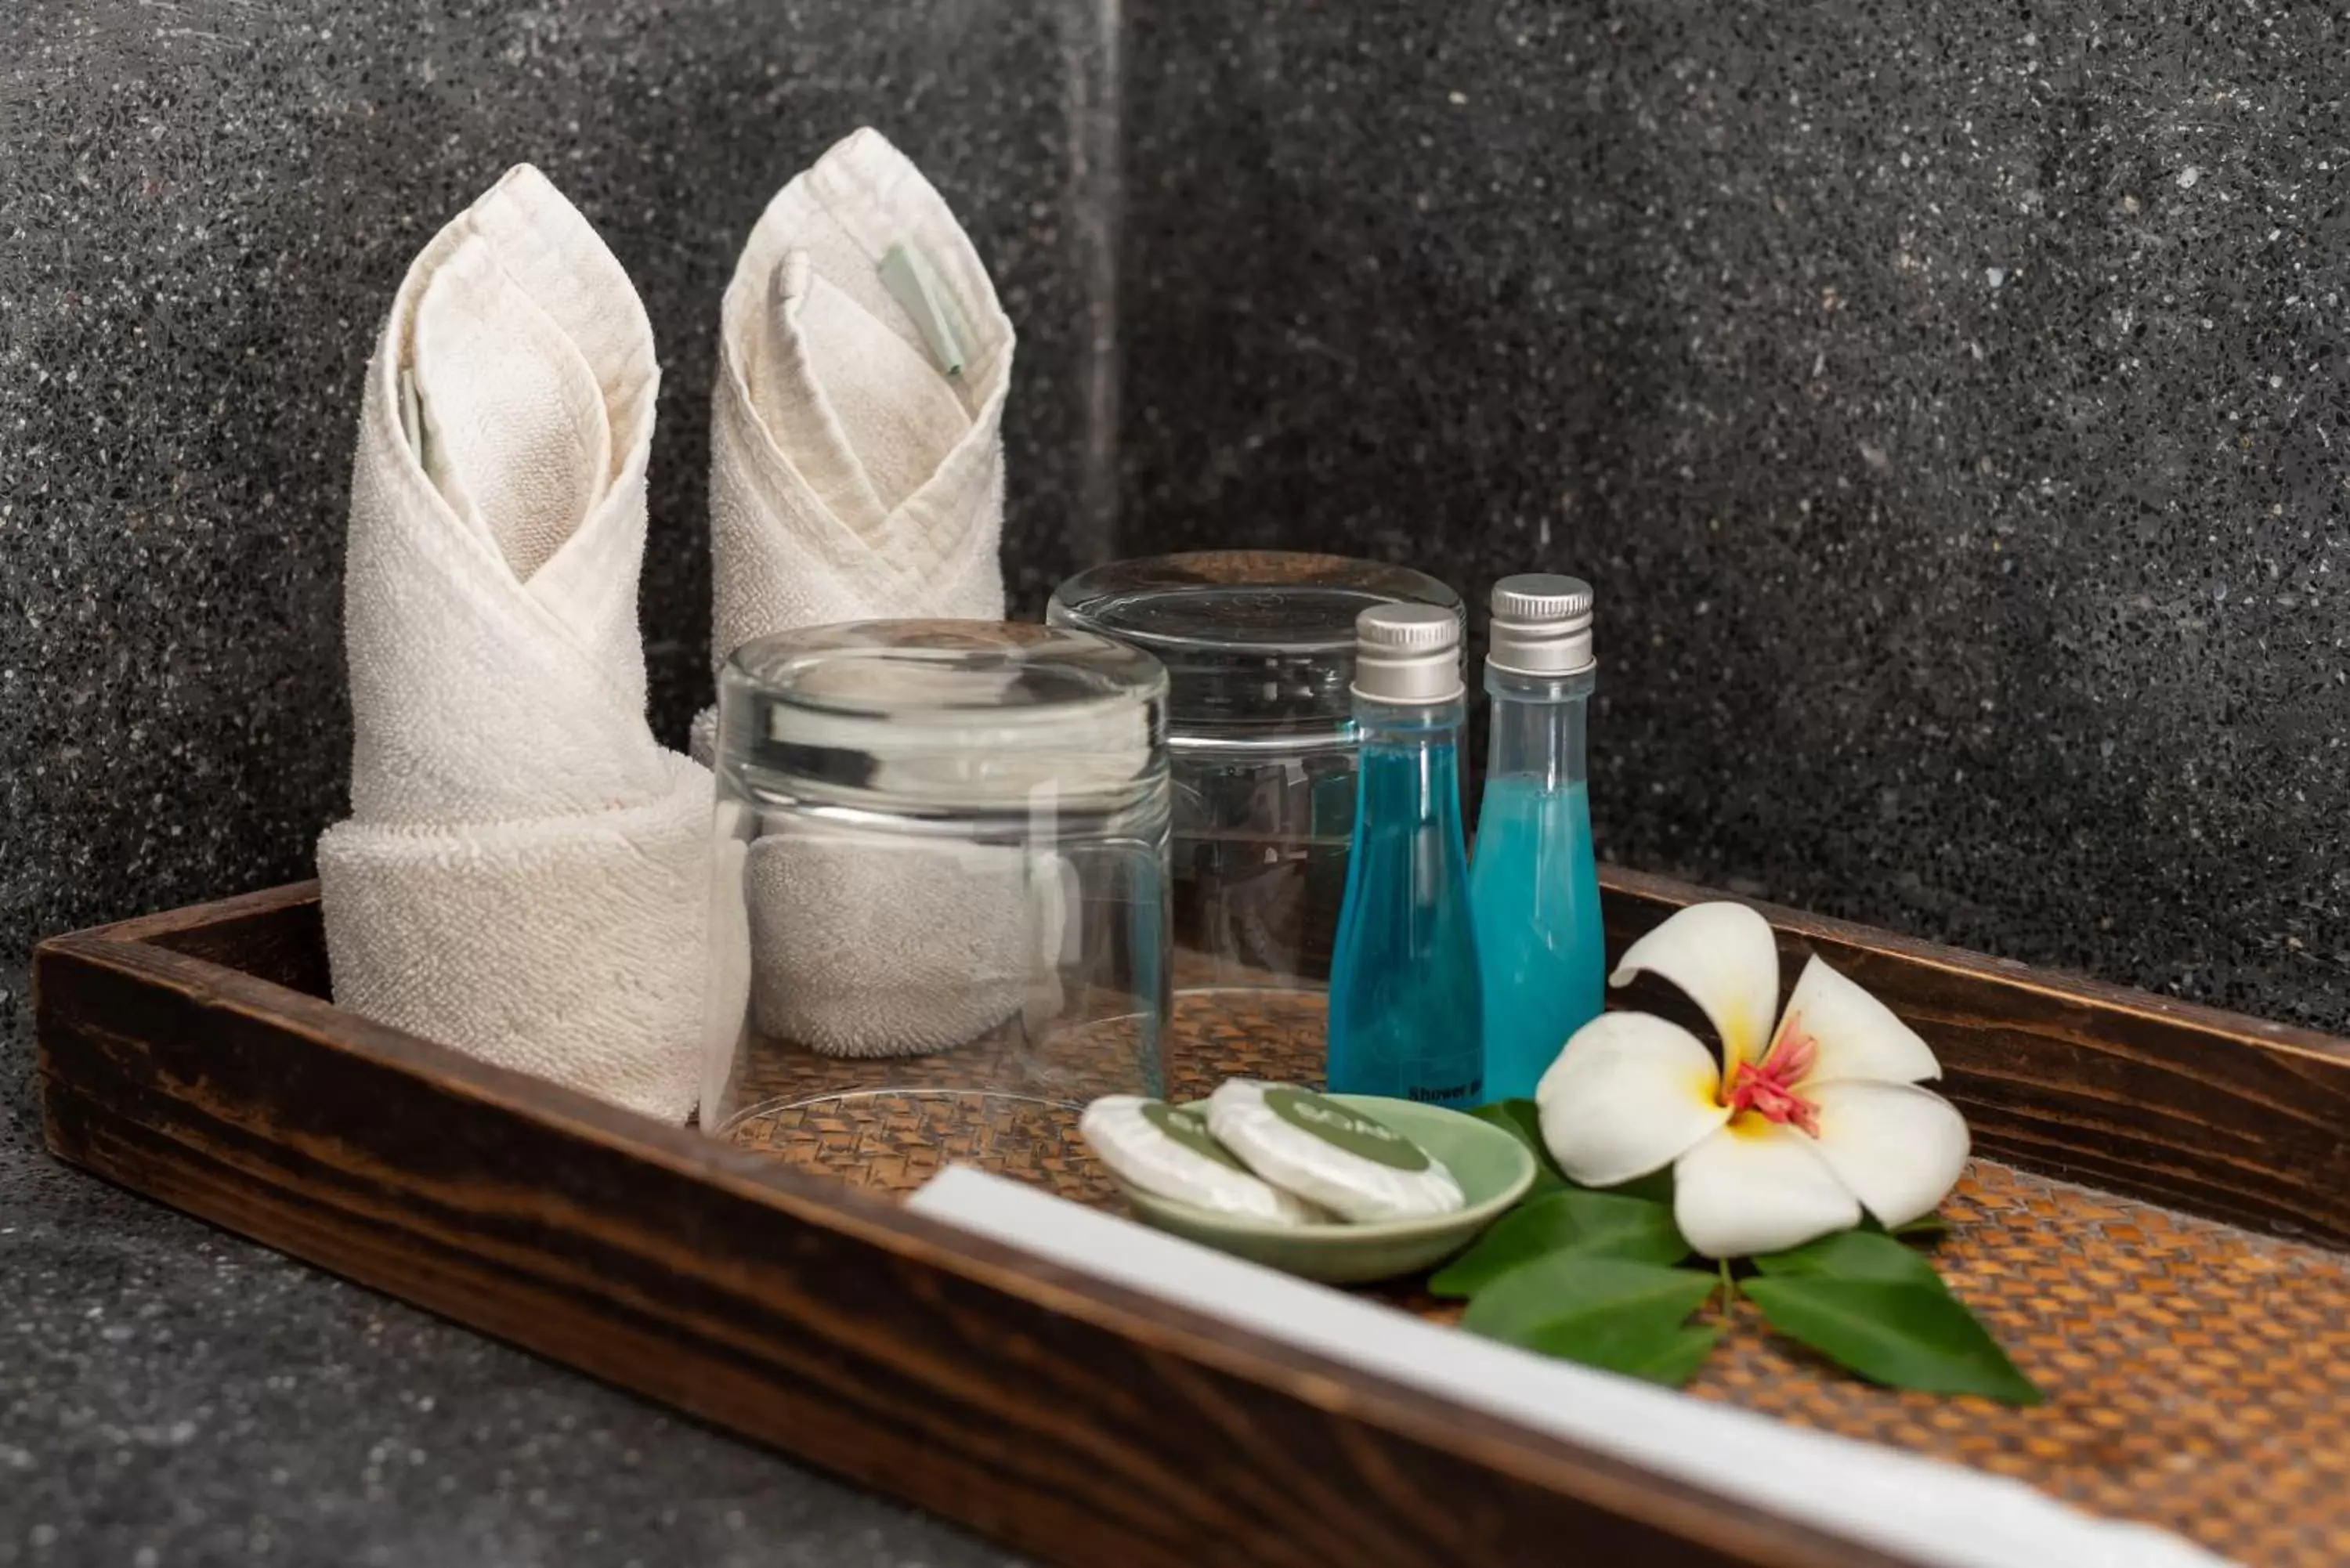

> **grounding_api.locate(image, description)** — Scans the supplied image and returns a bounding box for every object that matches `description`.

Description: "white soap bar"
[1080,1096,1322,1224]
[1206,1081,1466,1223]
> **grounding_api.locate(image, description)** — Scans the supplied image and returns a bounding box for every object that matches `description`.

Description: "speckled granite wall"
[1118,0,2350,1033]
[0,3,1097,1563]
[12,0,2339,1086]
[0,0,1115,967]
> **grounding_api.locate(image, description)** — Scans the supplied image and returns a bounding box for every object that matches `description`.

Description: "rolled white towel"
[707,127,1015,669]
[316,164,709,1123]
[703,128,1025,1060]
[743,824,1039,1059]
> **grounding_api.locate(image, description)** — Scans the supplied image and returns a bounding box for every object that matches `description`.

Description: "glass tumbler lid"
[717,620,1169,814]
[1047,551,1462,736]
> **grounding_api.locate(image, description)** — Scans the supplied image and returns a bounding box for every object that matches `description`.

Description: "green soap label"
[1264,1088,1430,1172]
[1142,1101,1248,1172]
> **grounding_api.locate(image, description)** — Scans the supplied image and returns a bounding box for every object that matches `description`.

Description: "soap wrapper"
[1083,1096,1323,1224]
[1208,1082,1466,1222]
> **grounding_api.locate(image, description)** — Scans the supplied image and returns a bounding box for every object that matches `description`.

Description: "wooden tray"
[35,869,2350,1568]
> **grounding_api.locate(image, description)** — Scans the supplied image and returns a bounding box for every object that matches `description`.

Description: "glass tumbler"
[1047,552,1461,1005]
[703,621,1171,1199]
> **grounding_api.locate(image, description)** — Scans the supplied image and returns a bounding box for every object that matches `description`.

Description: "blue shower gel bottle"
[1468,576,1604,1100]
[1326,604,1484,1109]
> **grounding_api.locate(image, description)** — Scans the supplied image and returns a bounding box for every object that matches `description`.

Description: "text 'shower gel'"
[316,165,710,1123]
[704,623,1172,1185]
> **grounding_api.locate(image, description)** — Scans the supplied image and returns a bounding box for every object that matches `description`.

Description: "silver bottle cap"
[1351,603,1464,704]
[1488,573,1596,676]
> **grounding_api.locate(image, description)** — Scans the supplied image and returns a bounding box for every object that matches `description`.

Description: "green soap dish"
[1109,1095,1538,1284]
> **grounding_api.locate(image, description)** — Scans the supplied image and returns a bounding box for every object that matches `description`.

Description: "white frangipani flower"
[1537,902,1970,1259]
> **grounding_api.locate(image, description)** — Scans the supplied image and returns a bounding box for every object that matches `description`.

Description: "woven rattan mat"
[725,988,2350,1566]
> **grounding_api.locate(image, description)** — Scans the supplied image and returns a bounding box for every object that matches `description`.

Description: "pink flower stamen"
[1723,1025,1822,1136]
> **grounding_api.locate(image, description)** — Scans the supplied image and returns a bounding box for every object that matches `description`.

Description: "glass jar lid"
[718,620,1168,814]
[1046,551,1462,741]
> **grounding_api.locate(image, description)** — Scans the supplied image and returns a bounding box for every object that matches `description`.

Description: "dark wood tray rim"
[34,869,2350,1568]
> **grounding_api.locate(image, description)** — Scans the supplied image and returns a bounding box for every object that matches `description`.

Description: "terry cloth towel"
[705,128,1030,1061]
[316,164,710,1123]
[707,126,1015,676]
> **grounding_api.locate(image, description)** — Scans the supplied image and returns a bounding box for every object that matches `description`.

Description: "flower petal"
[1609,901,1783,1070]
[1806,1082,1971,1228]
[1773,955,1942,1086]
[1536,1012,1729,1187]
[1672,1118,1860,1258]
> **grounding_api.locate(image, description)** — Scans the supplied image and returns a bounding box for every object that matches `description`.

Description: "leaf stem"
[1718,1256,1737,1311]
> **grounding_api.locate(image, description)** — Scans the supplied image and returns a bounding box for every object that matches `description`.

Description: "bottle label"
[1264,1088,1431,1172]
[1141,1100,1249,1172]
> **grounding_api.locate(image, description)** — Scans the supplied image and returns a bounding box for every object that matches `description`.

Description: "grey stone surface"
[1119,0,2350,1032]
[1,966,1018,1568]
[0,0,1114,963]
[1,0,1101,1562]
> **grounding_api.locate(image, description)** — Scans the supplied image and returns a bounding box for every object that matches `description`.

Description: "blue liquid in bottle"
[1327,692,1485,1108]
[1469,662,1603,1100]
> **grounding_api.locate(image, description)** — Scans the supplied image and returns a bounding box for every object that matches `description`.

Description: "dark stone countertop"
[0,972,1024,1568]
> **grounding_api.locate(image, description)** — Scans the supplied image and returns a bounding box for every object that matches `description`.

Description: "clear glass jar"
[1047,552,1461,1003]
[703,620,1171,1196]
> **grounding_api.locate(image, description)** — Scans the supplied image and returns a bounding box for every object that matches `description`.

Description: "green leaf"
[1468,1099,1568,1196]
[1606,1324,1723,1387]
[1754,1229,1949,1288]
[1601,1167,1676,1205]
[1514,1317,1723,1386]
[1461,1255,1719,1364]
[1462,1256,1721,1386]
[1470,1097,1545,1143]
[1430,1189,1688,1298]
[1859,1210,1951,1242]
[1741,1277,2043,1404]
